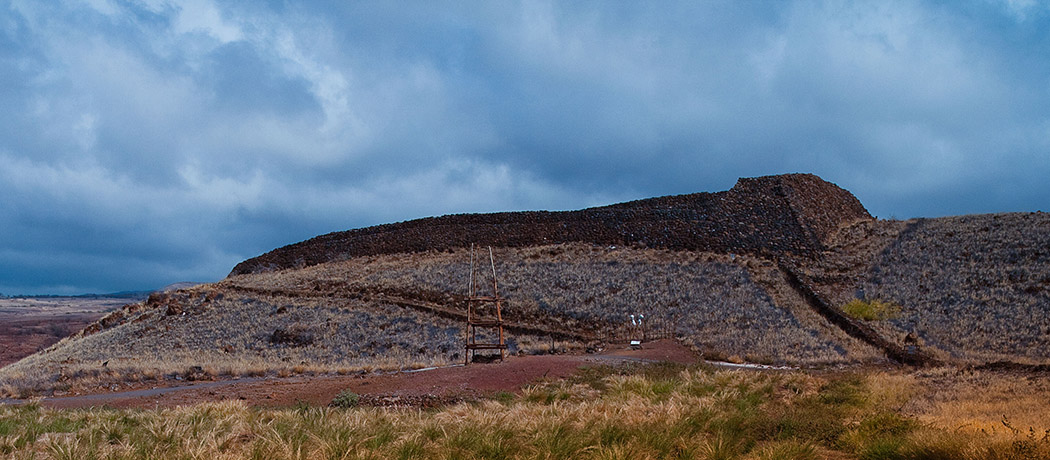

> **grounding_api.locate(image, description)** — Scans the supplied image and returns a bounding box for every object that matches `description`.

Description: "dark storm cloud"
[1,0,1048,294]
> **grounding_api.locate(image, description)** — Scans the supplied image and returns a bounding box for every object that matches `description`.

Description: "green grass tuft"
[842,298,901,321]
[329,388,360,408]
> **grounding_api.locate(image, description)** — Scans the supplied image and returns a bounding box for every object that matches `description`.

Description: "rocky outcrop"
[230,173,871,276]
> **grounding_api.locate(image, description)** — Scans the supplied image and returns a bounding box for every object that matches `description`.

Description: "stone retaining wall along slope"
[229,173,872,276]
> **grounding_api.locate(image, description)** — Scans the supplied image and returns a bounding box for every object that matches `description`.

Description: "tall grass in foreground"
[2,364,1048,459]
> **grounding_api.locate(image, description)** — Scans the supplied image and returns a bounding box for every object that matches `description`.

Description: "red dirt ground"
[0,314,102,367]
[37,340,698,410]
[0,297,123,367]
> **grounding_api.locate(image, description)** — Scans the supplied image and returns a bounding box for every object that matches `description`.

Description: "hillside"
[2,173,1048,397]
[835,213,1050,363]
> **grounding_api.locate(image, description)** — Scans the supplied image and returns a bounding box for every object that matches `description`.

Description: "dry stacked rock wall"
[230,173,872,276]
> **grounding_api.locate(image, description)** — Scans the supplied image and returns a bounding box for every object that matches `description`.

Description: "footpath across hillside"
[23,340,699,409]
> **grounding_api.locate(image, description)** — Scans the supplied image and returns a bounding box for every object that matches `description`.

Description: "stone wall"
[229,173,872,276]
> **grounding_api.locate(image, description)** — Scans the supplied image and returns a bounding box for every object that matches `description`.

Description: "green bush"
[330,388,360,408]
[842,299,901,321]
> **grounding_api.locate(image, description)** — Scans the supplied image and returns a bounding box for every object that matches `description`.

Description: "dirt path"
[21,340,698,410]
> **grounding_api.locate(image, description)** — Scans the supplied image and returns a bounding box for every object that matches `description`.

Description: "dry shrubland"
[3,210,1048,397]
[1,244,883,397]
[798,213,1050,365]
[0,293,494,397]
[230,244,881,365]
[856,213,1050,363]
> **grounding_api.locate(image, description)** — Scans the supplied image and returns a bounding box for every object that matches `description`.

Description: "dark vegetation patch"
[269,327,314,347]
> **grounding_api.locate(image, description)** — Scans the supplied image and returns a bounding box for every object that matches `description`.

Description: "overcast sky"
[2,1,1049,294]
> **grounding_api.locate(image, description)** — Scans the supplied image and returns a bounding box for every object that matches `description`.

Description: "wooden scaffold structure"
[464,244,506,364]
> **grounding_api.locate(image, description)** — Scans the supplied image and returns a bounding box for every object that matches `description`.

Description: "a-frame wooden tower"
[464,245,506,364]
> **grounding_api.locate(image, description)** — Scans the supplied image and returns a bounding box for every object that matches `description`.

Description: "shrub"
[330,388,360,408]
[269,327,314,347]
[841,299,900,321]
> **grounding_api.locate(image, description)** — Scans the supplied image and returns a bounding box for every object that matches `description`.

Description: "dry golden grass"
[901,368,1050,439]
[2,364,1048,459]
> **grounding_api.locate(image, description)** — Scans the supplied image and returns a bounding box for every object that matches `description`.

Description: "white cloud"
[276,158,620,229]
[170,0,242,43]
[272,29,352,134]
[177,162,267,210]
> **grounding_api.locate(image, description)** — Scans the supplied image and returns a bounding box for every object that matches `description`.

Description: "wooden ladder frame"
[464,244,506,364]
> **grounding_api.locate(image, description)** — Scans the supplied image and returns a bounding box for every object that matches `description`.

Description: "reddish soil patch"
[0,313,112,367]
[37,340,697,410]
[0,297,128,367]
[600,339,700,363]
